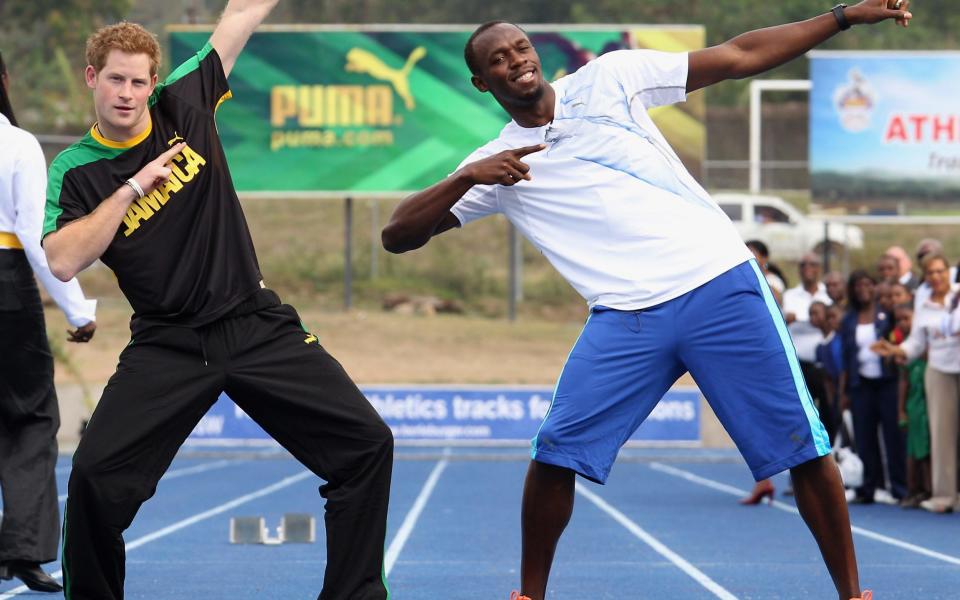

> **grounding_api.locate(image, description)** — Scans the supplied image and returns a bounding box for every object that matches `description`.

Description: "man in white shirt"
[383,3,911,599]
[784,253,833,363]
[0,52,96,593]
[785,254,832,327]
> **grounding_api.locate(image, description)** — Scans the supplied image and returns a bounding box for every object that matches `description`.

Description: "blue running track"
[1,447,957,599]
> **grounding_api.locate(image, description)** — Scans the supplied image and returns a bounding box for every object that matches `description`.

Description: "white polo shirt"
[903,287,960,374]
[451,50,751,310]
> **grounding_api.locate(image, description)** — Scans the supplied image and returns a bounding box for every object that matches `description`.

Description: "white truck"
[713,193,864,261]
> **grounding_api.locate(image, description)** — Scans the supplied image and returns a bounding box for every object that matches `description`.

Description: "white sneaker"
[919,499,954,514]
[874,489,898,505]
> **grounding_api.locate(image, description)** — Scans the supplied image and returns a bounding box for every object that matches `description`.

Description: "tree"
[4,0,957,131]
[0,0,131,131]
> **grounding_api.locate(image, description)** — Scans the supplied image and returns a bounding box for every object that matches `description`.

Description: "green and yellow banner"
[169,25,705,194]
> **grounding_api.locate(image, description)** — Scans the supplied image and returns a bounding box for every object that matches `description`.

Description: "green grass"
[239,196,584,317]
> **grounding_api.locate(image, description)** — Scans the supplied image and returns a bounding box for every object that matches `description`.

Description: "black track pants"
[62,291,393,600]
[0,250,60,564]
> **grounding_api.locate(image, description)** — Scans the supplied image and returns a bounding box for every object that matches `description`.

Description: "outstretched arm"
[687,0,912,93]
[209,0,280,79]
[382,144,544,254]
[381,177,470,255]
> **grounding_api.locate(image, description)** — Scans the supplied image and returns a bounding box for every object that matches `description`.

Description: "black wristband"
[832,4,851,30]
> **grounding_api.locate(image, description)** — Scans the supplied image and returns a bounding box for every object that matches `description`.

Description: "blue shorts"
[532,259,831,483]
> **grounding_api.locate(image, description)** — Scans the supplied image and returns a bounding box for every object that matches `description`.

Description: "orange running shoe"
[510,592,532,600]
[851,592,873,600]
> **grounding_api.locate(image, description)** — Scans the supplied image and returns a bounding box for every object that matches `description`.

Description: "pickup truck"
[713,193,864,261]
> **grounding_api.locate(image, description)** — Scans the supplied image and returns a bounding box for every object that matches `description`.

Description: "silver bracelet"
[124,178,145,199]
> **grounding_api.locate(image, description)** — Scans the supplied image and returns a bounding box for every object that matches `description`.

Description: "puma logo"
[304,334,318,345]
[167,132,184,146]
[345,47,427,110]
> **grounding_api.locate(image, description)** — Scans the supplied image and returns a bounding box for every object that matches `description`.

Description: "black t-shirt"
[44,43,263,328]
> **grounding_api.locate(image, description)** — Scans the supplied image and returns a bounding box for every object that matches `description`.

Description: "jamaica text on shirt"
[121,143,207,237]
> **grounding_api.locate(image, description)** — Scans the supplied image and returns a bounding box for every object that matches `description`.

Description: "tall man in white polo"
[382,3,912,599]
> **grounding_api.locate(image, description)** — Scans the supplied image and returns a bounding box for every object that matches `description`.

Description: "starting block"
[280,513,316,543]
[229,516,269,544]
[229,514,315,545]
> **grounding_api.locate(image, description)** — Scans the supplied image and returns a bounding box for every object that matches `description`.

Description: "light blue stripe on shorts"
[748,260,832,456]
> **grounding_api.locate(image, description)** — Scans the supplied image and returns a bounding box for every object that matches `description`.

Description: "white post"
[748,79,812,194]
[749,81,762,194]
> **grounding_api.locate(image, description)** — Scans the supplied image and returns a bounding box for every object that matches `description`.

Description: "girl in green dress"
[894,304,932,507]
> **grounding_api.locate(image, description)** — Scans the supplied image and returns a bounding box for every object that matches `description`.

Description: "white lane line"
[575,482,739,600]
[159,459,237,480]
[56,459,240,503]
[649,462,960,567]
[649,462,747,497]
[0,470,313,598]
[384,448,450,577]
[125,470,312,551]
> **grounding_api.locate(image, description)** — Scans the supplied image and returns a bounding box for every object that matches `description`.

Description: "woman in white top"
[0,52,96,592]
[875,253,959,513]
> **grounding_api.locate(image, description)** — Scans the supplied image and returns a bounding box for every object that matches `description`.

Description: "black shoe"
[849,494,875,505]
[5,562,63,593]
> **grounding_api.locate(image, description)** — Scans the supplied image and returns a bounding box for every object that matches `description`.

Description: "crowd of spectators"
[742,239,959,514]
